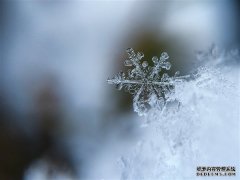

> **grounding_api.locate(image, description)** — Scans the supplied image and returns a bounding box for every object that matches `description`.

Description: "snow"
[108,47,240,180]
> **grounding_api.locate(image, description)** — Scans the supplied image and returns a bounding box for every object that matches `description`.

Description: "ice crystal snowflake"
[107,48,190,116]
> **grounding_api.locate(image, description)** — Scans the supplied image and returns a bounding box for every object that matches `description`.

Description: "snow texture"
[108,46,239,180]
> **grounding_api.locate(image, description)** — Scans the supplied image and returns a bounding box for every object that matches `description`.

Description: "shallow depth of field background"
[1,0,239,179]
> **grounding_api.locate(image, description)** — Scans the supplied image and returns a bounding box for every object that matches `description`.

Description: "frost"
[115,63,237,180]
[107,48,190,116]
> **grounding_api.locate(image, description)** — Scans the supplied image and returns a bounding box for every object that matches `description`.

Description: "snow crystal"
[107,48,190,116]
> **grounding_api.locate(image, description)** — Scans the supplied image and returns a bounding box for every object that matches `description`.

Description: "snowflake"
[107,48,190,116]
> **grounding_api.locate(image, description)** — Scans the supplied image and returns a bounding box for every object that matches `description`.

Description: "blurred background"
[0,0,239,179]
